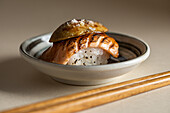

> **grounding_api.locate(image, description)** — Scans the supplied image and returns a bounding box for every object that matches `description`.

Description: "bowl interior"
[21,32,148,64]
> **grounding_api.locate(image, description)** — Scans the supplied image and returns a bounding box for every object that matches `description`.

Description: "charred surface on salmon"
[40,33,119,65]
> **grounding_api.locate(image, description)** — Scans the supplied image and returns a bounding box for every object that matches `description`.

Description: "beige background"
[0,0,170,112]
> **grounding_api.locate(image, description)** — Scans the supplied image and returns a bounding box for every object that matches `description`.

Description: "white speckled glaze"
[19,32,150,85]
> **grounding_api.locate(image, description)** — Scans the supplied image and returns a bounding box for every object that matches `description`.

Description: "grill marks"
[88,33,119,57]
[64,38,78,58]
[40,33,119,64]
[78,35,88,50]
[91,34,100,42]
[102,37,110,43]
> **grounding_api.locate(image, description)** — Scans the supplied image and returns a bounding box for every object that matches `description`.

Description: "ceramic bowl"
[20,32,150,85]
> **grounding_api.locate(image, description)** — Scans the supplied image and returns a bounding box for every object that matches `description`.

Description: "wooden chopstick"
[1,71,170,113]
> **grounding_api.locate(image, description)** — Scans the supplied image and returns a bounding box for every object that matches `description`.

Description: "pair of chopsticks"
[1,71,170,113]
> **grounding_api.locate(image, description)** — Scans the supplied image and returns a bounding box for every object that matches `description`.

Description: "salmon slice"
[40,33,119,65]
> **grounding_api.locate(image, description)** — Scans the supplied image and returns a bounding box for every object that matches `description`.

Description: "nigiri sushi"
[40,19,119,65]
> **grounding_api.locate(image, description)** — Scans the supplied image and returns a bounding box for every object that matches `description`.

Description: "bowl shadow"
[0,57,91,97]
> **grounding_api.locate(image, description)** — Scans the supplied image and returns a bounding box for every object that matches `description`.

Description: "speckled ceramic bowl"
[20,32,150,85]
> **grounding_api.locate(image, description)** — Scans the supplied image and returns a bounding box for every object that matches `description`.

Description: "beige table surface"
[0,0,170,113]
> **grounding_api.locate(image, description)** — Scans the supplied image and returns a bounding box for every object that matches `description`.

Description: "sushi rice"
[67,48,110,66]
